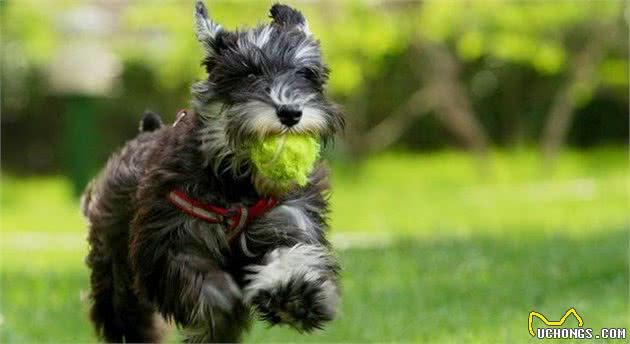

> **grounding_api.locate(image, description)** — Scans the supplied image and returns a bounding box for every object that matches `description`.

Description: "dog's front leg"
[244,244,340,331]
[242,202,340,332]
[130,233,248,342]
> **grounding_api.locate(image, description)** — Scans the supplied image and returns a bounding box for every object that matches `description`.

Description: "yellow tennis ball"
[250,135,320,188]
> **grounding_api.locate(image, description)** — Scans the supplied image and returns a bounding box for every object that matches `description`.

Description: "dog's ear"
[269,4,310,35]
[195,1,223,55]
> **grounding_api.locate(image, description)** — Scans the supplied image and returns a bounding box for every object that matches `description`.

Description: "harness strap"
[167,190,278,242]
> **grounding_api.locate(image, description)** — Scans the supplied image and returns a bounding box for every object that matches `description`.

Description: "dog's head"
[192,1,343,175]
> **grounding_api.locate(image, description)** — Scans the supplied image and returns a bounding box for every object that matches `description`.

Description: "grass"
[2,148,627,237]
[1,148,628,342]
[2,231,627,342]
[331,148,628,237]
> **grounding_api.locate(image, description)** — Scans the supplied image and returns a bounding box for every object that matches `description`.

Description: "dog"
[82,2,344,342]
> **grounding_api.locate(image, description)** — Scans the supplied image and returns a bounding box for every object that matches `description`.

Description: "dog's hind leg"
[85,235,119,341]
[86,232,165,343]
[181,291,250,343]
[83,151,166,342]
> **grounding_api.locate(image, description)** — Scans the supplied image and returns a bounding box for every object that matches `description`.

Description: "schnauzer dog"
[82,2,344,342]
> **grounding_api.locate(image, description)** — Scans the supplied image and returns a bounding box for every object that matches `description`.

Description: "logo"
[528,308,583,336]
[528,307,626,340]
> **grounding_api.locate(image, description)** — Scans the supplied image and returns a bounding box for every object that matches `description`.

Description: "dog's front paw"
[251,275,338,331]
[244,245,339,332]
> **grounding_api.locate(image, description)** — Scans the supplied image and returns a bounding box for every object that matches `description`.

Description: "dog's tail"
[139,111,163,133]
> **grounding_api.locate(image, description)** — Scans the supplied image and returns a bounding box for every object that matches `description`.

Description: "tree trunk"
[541,23,611,168]
[421,43,489,158]
[356,42,490,161]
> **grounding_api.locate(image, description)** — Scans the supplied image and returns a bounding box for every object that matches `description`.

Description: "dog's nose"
[276,106,302,127]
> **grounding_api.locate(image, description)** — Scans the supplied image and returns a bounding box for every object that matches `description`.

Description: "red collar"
[168,189,278,242]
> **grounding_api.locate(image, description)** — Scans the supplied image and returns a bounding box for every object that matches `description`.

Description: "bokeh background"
[1,0,628,342]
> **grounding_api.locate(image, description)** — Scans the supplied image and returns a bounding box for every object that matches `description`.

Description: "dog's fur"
[83,2,344,342]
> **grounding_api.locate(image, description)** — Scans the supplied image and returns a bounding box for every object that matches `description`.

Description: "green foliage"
[420,1,626,77]
[1,1,411,96]
[2,0,627,162]
[2,1,61,66]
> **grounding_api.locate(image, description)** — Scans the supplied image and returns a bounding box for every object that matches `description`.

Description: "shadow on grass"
[1,230,627,343]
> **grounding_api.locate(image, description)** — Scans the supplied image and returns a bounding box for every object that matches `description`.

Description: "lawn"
[1,148,628,342]
[2,231,627,342]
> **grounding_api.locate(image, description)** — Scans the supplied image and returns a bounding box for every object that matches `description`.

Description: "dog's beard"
[224,100,329,141]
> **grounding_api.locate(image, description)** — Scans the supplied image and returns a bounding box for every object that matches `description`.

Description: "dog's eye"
[297,67,318,82]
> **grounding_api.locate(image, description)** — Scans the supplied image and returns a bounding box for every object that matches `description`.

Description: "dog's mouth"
[206,101,335,194]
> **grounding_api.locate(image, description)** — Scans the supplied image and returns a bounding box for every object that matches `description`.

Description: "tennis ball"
[250,135,320,188]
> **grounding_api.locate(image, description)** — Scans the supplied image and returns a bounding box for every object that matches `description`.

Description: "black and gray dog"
[82,1,344,342]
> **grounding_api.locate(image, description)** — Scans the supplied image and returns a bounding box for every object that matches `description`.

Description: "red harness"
[167,110,278,242]
[168,190,278,242]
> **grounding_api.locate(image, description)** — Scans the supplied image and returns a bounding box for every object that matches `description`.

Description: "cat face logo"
[528,308,584,336]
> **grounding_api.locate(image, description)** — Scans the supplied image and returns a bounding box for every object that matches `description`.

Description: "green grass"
[330,148,628,237]
[2,148,627,237]
[1,148,628,342]
[1,231,627,342]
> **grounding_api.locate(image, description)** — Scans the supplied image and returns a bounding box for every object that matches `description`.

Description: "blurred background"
[1,0,628,342]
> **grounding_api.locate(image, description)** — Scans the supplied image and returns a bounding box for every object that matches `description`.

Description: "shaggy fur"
[83,2,343,343]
